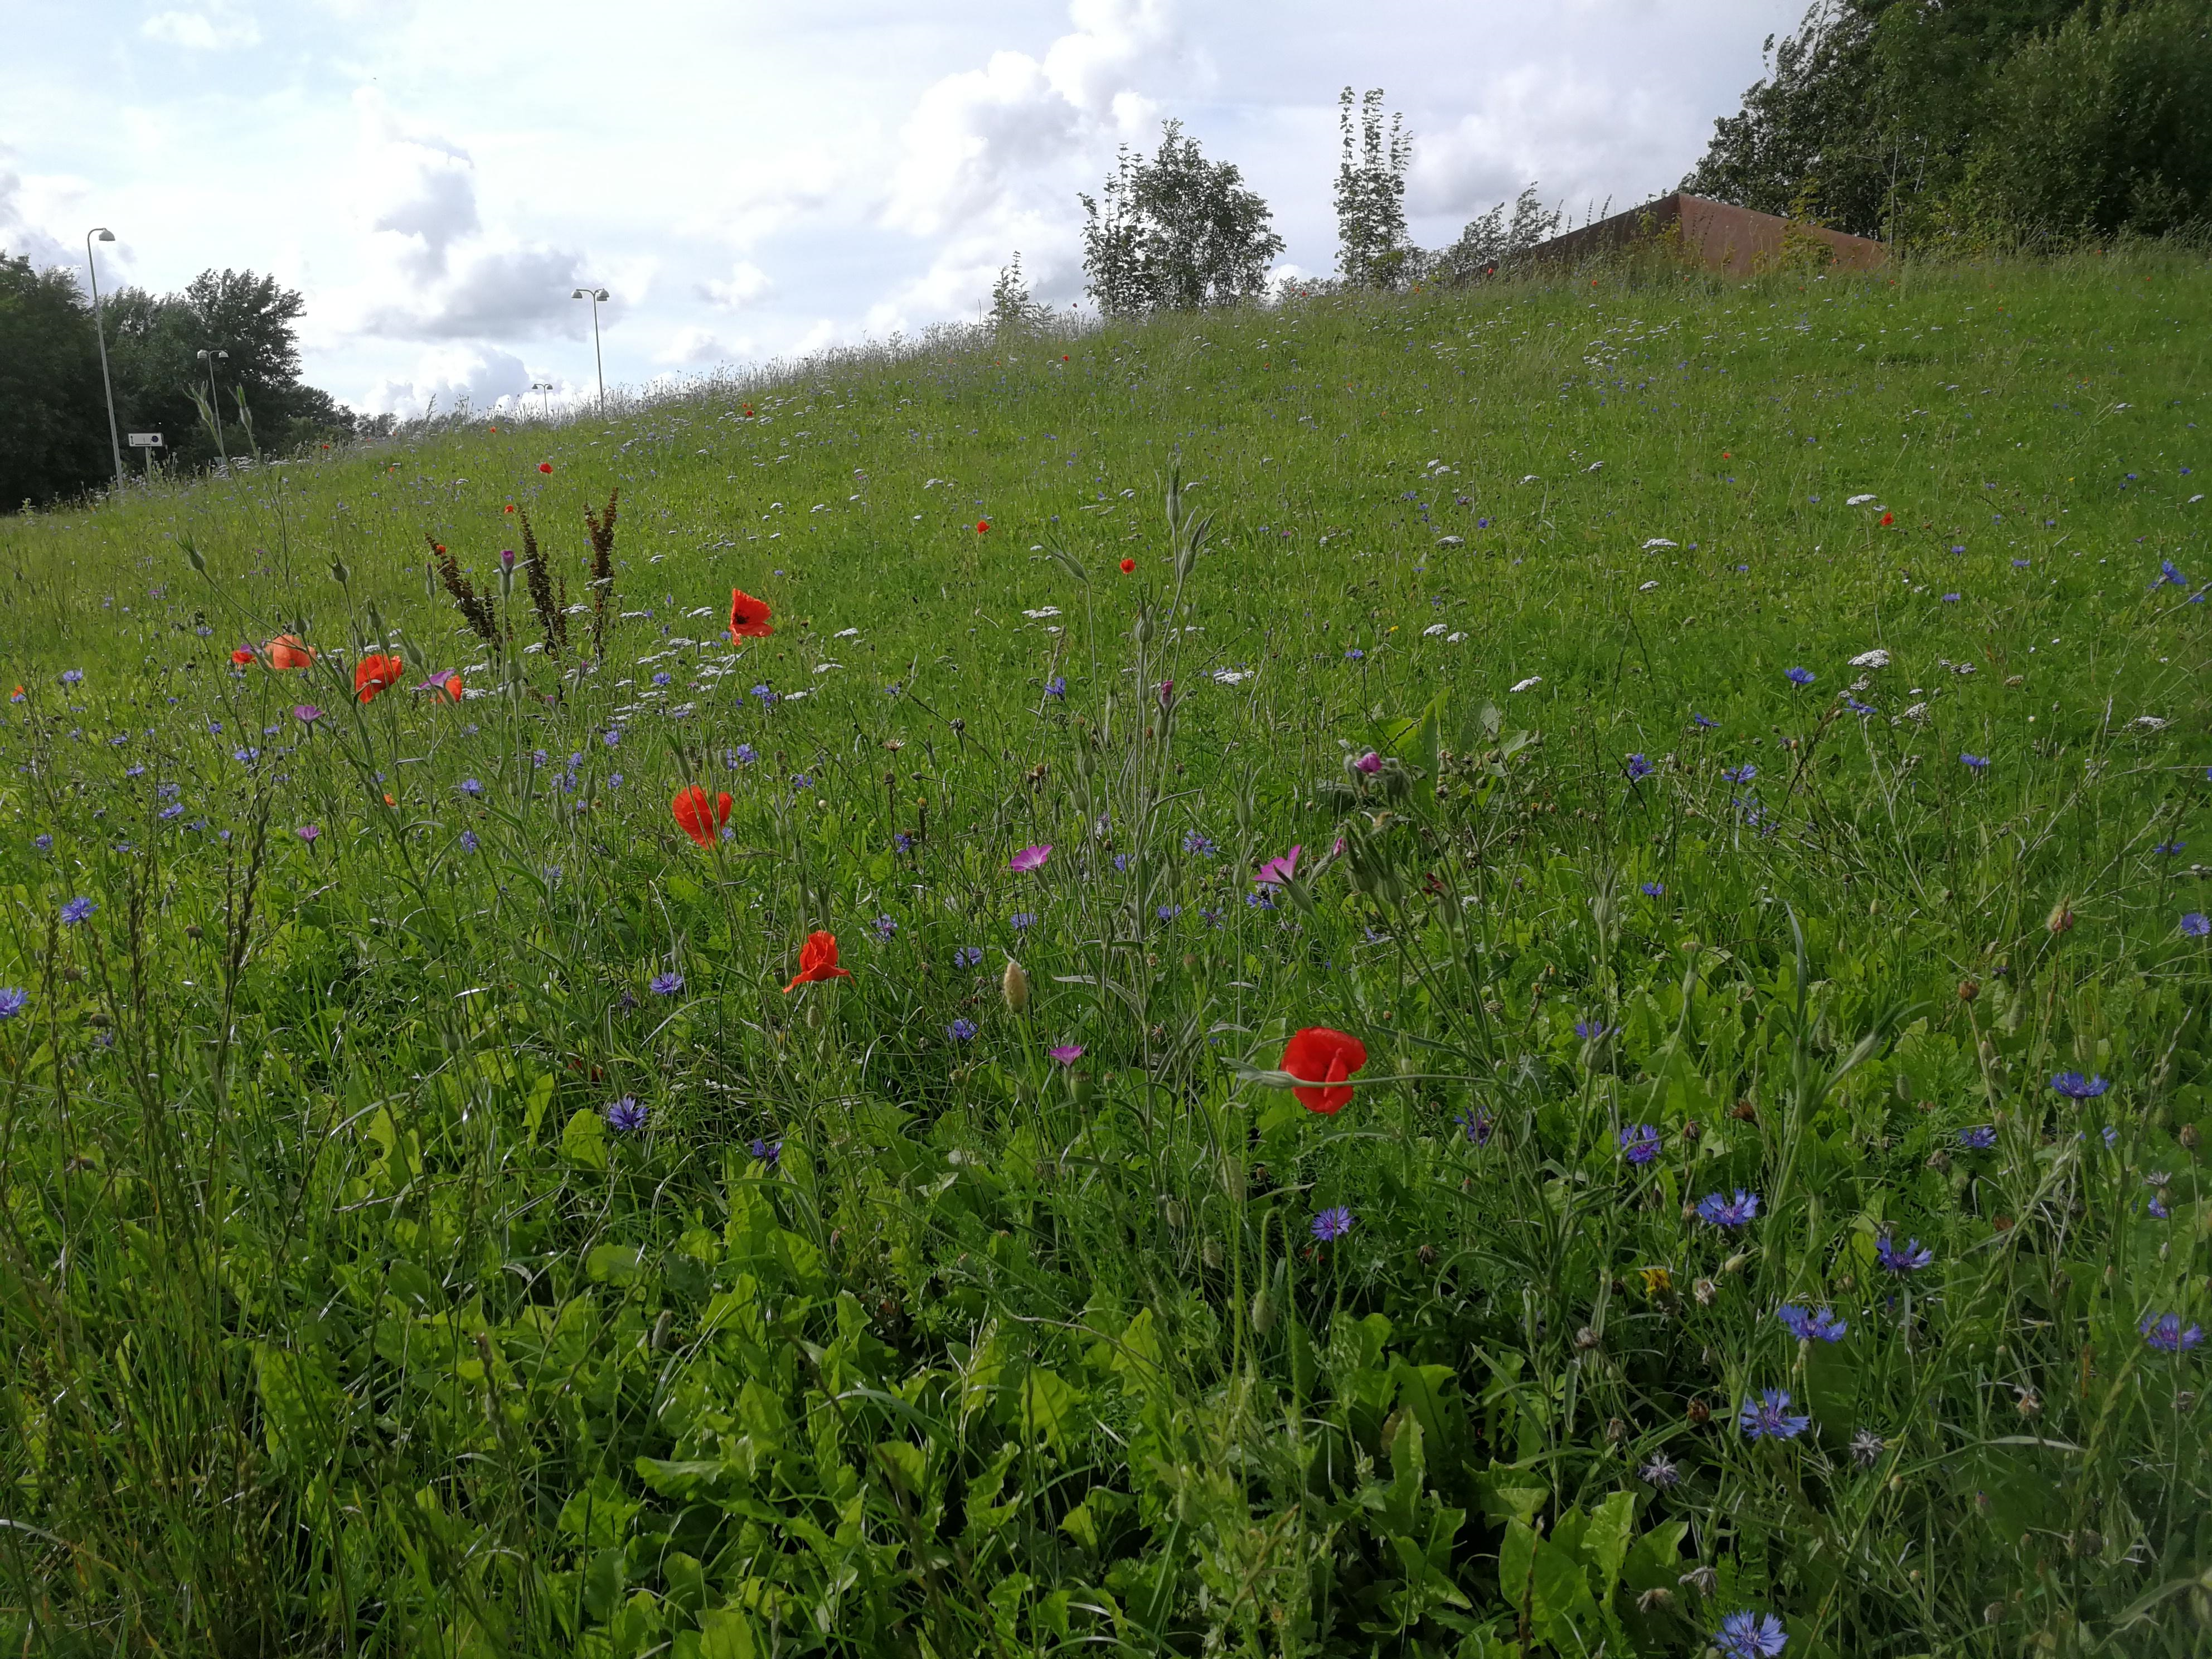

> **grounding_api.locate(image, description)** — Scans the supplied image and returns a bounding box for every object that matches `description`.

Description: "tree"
[1079,122,1284,317]
[1430,186,1565,283]
[1335,88,1414,288]
[989,253,1048,331]
[0,254,112,510]
[1678,0,2198,242]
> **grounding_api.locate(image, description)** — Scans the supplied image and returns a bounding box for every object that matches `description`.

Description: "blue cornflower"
[233,748,260,763]
[886,683,902,697]
[1456,1108,1493,1145]
[1961,753,1989,770]
[1575,1020,1613,1040]
[1784,666,1815,686]
[158,803,183,820]
[2183,913,2210,938]
[1045,675,1066,698]
[1941,593,1961,603]
[602,727,621,748]
[33,834,51,851]
[2155,841,2185,855]
[1697,1189,1762,1228]
[1310,1205,1354,1241]
[1345,648,1365,662]
[124,764,144,778]
[1722,763,1757,783]
[605,1096,647,1133]
[1156,904,1181,921]
[732,744,757,765]
[2140,1312,2204,1352]
[1715,1611,1789,1658]
[1625,753,1652,780]
[1875,1234,1934,1274]
[652,671,672,687]
[1246,889,1277,909]
[649,971,684,996]
[947,1017,977,1041]
[1113,853,1130,871]
[1738,1389,1811,1440]
[2161,559,2188,586]
[459,830,479,852]
[1958,1125,1997,1149]
[791,774,813,791]
[871,914,896,941]
[1691,712,1718,729]
[954,946,984,968]
[0,988,27,1021]
[460,778,483,797]
[1618,1124,1662,1165]
[751,684,778,706]
[750,1137,782,1165]
[894,832,914,853]
[1845,696,1875,716]
[1641,881,1665,896]
[1182,831,1215,856]
[1776,1304,1847,1342]
[1010,911,1037,930]
[2051,1071,2109,1099]
[60,669,83,685]
[60,897,95,925]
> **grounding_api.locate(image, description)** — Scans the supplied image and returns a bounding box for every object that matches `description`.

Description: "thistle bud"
[1001,957,1029,1012]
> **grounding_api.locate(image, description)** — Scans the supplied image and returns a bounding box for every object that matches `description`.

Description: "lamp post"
[531,379,554,420]
[570,287,609,414]
[196,348,230,472]
[85,228,123,488]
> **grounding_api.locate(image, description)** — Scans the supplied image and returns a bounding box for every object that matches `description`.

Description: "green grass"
[1,250,2209,1657]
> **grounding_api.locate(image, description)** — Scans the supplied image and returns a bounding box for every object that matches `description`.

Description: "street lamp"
[531,379,554,420]
[570,287,609,414]
[196,348,230,473]
[85,229,123,488]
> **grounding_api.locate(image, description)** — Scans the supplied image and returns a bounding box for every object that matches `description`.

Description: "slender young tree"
[1335,88,1414,288]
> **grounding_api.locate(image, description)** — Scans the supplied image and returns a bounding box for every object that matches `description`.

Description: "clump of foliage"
[1079,120,1285,314]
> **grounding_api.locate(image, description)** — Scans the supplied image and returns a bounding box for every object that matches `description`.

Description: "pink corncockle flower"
[1156,678,1175,711]
[1048,1044,1085,1064]
[293,704,322,723]
[1010,843,1052,873]
[1352,750,1381,774]
[1255,845,1301,886]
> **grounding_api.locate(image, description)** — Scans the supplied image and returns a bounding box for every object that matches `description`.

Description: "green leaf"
[560,1107,609,1170]
[1020,1366,1084,1449]
[586,1243,644,1284]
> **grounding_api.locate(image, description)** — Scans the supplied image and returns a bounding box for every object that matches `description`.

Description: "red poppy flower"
[976,519,990,533]
[355,652,405,704]
[230,648,255,666]
[728,588,774,639]
[503,504,515,515]
[1280,1026,1367,1114]
[784,929,851,992]
[1879,512,1894,526]
[433,542,447,555]
[538,461,553,474]
[267,634,316,670]
[1119,557,1136,574]
[671,784,733,848]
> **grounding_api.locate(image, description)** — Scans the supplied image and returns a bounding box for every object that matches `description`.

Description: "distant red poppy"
[728,589,775,639]
[672,784,733,848]
[267,634,316,670]
[1119,557,1136,574]
[976,519,990,533]
[229,648,255,666]
[784,929,852,992]
[1281,1026,1367,1114]
[433,542,447,554]
[538,461,553,474]
[1879,512,1894,526]
[355,652,405,704]
[503,504,515,515]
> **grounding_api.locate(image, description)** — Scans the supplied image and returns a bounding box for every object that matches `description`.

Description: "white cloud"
[1410,67,1681,229]
[656,326,752,367]
[700,260,770,309]
[363,343,531,419]
[0,161,74,273]
[140,5,262,51]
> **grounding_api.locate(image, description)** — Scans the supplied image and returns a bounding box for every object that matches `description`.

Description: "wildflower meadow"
[0,251,2208,1656]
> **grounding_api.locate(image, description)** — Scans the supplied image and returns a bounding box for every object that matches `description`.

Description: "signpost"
[128,433,163,482]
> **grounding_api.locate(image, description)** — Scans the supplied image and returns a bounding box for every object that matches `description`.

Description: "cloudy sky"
[4,0,1795,418]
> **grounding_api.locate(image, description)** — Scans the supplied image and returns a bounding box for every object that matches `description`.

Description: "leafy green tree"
[1335,88,1414,289]
[0,254,112,510]
[1079,122,1284,317]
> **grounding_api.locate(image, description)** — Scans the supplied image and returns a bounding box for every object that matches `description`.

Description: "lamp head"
[91,227,115,242]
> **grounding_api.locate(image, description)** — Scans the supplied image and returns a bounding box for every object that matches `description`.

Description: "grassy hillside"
[1,251,2208,1657]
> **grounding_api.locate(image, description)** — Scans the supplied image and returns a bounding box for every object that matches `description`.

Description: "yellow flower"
[1639,1266,1673,1297]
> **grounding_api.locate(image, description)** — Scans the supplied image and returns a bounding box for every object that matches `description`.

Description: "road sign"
[128,433,163,448]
